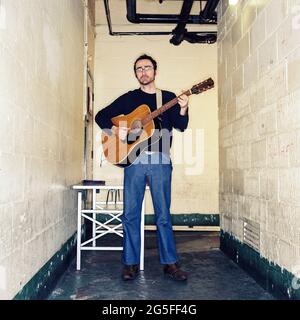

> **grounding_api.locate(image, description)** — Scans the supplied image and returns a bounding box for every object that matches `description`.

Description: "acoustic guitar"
[101,78,214,167]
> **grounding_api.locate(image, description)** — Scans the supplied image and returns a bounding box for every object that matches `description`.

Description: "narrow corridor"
[2,0,299,301]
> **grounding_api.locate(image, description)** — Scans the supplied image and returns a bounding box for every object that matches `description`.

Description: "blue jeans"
[122,152,178,265]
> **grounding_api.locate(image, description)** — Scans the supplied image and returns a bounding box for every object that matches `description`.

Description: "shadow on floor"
[48,231,276,300]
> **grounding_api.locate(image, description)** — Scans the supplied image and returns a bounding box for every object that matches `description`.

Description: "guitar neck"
[142,89,191,125]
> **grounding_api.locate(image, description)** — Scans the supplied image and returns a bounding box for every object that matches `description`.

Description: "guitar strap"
[156,89,162,110]
[156,89,163,128]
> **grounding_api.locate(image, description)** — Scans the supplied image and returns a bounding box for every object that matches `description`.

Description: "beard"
[137,74,155,86]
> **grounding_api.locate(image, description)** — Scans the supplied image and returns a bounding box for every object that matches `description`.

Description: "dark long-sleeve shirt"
[95,88,189,155]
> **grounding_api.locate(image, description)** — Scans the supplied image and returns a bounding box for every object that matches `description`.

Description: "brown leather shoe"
[164,263,188,281]
[122,264,139,281]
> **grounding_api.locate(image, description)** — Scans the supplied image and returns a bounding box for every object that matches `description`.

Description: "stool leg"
[114,190,117,206]
[140,197,145,271]
[118,189,120,199]
[77,191,82,271]
[106,189,110,206]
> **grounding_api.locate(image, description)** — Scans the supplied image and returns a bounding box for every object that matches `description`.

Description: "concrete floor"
[48,231,276,300]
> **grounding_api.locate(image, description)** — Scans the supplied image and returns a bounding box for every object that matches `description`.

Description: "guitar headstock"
[191,78,214,95]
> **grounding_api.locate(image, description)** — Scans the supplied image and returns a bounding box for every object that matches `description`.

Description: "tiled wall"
[218,0,300,273]
[0,0,84,299]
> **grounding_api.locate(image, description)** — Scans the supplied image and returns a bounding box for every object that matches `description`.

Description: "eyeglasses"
[135,65,154,73]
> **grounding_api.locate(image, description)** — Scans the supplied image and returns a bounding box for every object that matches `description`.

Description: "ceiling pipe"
[103,0,217,44]
[126,0,217,24]
[103,0,216,39]
[170,0,194,46]
[200,0,219,22]
[125,0,218,44]
[170,0,220,45]
[181,32,217,44]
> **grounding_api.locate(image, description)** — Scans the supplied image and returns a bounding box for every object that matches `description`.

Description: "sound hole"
[127,120,143,144]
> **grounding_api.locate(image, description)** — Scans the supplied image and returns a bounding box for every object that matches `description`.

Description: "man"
[95,54,189,281]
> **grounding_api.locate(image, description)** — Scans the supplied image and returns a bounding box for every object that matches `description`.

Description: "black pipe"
[106,31,216,37]
[200,0,220,21]
[126,0,136,23]
[126,0,217,24]
[104,0,174,35]
[104,0,216,39]
[103,0,216,44]
[103,0,113,35]
[182,32,217,44]
[170,0,195,46]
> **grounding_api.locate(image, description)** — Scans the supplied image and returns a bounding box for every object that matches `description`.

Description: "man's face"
[134,59,156,86]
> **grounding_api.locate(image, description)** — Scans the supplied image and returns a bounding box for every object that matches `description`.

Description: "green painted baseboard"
[96,213,220,227]
[220,230,300,300]
[13,228,83,300]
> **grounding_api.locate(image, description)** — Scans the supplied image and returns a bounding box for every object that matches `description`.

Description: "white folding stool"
[73,182,146,271]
